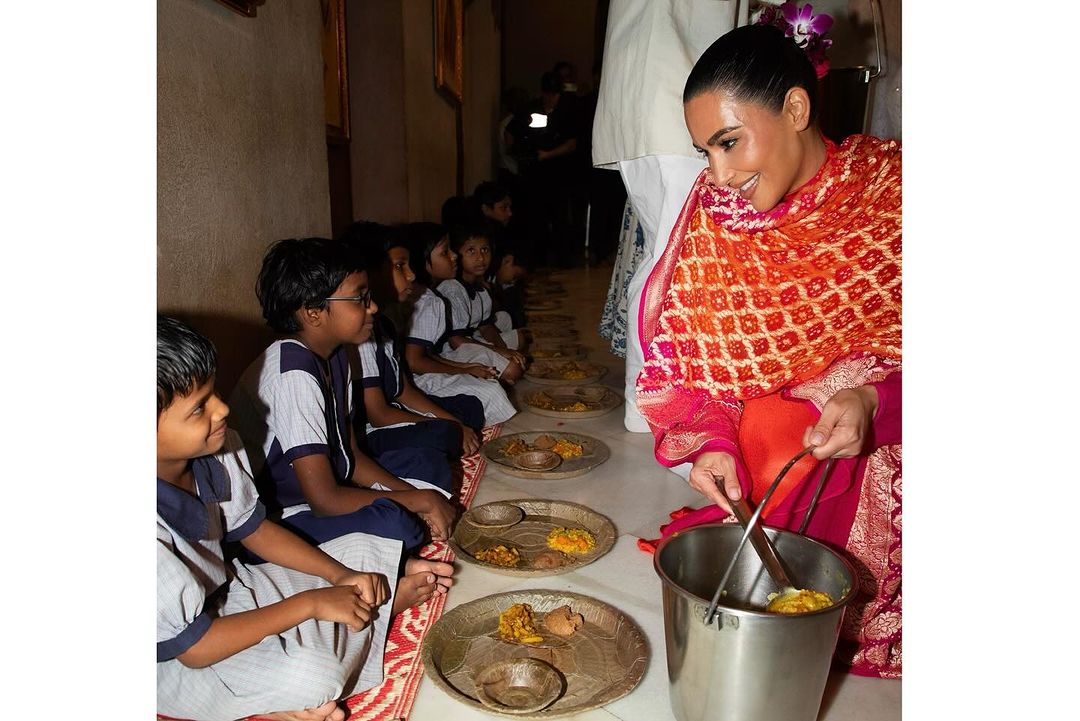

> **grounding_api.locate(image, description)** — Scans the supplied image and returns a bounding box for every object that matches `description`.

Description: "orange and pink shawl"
[636,134,902,678]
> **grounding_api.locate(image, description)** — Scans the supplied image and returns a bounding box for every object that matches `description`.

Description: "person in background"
[636,20,902,679]
[592,0,747,431]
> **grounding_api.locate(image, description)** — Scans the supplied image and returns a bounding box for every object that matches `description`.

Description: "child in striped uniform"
[437,221,530,384]
[339,221,486,463]
[403,222,518,424]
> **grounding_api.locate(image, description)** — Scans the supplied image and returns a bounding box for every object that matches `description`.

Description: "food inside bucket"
[498,603,543,644]
[765,588,834,614]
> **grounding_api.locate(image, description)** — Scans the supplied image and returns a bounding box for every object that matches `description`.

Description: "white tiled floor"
[411,266,901,720]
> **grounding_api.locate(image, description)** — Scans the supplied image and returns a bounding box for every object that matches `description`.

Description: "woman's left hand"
[803,385,879,460]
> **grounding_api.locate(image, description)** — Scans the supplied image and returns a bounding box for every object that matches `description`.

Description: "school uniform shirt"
[406,287,518,425]
[228,339,353,519]
[356,335,419,435]
[157,430,402,721]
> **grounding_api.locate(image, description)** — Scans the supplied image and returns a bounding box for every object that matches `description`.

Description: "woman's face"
[684,89,815,212]
[425,237,457,281]
[387,246,416,301]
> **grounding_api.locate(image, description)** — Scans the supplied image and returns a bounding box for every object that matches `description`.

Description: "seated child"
[487,228,529,330]
[157,316,451,721]
[228,237,459,553]
[402,222,519,425]
[339,220,484,458]
[438,221,530,384]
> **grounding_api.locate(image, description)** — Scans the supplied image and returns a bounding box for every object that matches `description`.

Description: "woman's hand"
[689,451,740,513]
[330,570,390,608]
[803,385,880,460]
[464,363,498,380]
[305,586,375,632]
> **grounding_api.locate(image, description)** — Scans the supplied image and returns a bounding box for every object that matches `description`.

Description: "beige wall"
[158,0,330,395]
[349,0,409,223]
[401,0,458,222]
[463,0,501,194]
[503,0,599,97]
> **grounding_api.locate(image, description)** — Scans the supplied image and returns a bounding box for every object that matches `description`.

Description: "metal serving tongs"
[703,446,836,626]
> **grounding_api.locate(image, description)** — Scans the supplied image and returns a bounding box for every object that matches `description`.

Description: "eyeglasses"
[324,290,372,308]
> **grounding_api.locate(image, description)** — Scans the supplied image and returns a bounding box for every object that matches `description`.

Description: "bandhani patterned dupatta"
[637,134,901,438]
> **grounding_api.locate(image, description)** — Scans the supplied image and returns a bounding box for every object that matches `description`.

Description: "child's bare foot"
[261,700,345,721]
[393,558,455,615]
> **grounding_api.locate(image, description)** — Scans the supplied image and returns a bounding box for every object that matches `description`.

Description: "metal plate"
[521,385,623,419]
[450,498,616,577]
[525,361,608,386]
[421,589,648,719]
[481,431,611,480]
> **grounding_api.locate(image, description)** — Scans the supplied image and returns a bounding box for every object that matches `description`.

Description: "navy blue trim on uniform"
[282,442,329,465]
[157,479,209,541]
[224,501,266,542]
[405,336,434,348]
[157,608,213,662]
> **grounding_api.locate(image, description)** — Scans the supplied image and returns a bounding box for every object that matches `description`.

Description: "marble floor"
[410,265,901,721]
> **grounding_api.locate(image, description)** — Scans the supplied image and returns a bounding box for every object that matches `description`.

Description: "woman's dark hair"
[157,315,217,415]
[683,25,818,124]
[473,181,510,210]
[256,237,361,334]
[403,221,448,288]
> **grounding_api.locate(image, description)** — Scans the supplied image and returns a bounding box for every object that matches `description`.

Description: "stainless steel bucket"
[654,524,858,721]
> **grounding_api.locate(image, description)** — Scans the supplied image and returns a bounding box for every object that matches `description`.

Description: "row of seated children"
[158,214,535,720]
[157,316,452,721]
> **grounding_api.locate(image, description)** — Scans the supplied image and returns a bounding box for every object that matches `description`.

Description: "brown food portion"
[532,434,557,450]
[531,550,569,569]
[543,605,585,637]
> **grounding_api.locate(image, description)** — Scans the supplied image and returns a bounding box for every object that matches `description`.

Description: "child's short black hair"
[447,221,490,255]
[157,315,217,415]
[256,237,362,334]
[403,221,448,288]
[473,181,510,209]
[338,220,408,309]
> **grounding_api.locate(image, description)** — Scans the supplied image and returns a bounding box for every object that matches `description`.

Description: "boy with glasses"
[228,238,455,602]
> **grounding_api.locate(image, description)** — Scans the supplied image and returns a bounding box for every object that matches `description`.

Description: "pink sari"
[636,136,902,678]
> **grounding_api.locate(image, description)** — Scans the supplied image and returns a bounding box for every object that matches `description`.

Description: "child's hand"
[307,586,375,632]
[414,490,458,541]
[331,570,390,607]
[460,425,480,456]
[465,363,499,380]
[495,347,527,368]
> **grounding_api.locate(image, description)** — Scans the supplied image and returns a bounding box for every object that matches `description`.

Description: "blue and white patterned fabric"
[598,200,646,359]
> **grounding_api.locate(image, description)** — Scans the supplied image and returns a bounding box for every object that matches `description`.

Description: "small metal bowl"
[513,450,563,472]
[576,386,608,403]
[464,502,525,529]
[474,658,565,714]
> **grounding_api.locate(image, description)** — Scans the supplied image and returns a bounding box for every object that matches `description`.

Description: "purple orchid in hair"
[756,2,834,79]
[780,2,833,49]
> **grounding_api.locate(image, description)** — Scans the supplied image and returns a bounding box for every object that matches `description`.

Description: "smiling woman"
[636,22,903,680]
